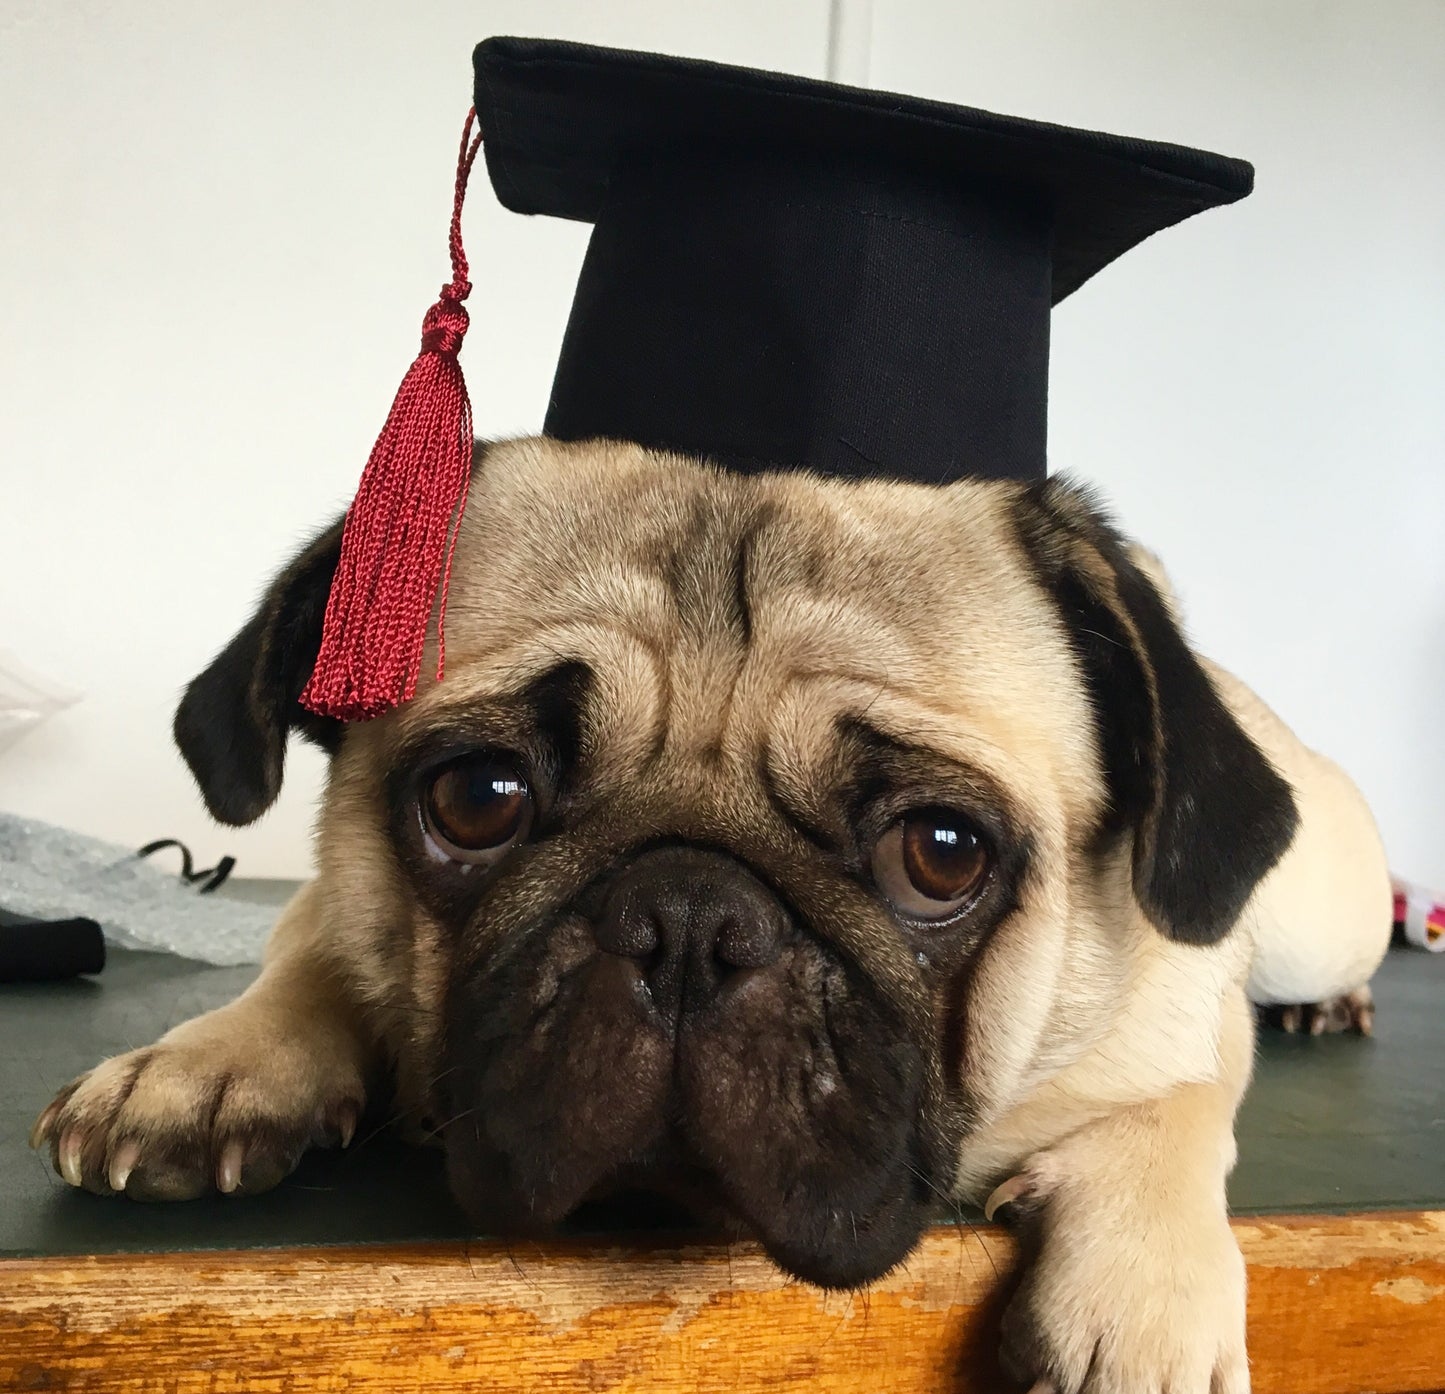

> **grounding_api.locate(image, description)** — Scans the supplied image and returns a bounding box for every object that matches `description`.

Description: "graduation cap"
[300,37,1253,721]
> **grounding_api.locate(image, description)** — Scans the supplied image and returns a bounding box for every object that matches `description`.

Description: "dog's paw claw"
[28,1096,66,1151]
[331,1100,360,1150]
[108,1138,141,1193]
[984,1172,1033,1223]
[216,1139,246,1195]
[983,1156,1063,1226]
[57,1128,85,1188]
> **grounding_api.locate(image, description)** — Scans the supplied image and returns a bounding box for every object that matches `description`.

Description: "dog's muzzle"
[441,842,938,1289]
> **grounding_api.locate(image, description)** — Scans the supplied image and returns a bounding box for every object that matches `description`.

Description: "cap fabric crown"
[472,36,1253,483]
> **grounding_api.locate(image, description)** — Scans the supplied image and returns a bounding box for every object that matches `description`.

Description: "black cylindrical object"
[0,909,106,982]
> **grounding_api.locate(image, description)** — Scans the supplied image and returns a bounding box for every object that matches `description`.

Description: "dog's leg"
[30,881,372,1200]
[990,991,1254,1394]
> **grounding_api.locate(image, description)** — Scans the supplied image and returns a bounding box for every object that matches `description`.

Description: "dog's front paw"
[991,1156,1249,1394]
[30,1012,365,1201]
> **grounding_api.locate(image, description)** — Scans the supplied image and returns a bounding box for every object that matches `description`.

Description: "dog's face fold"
[175,437,1296,1288]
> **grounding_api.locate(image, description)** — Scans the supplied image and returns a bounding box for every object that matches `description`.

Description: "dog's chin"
[444,1142,935,1291]
[441,917,940,1290]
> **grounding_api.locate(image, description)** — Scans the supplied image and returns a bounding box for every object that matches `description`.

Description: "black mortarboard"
[471,37,1253,485]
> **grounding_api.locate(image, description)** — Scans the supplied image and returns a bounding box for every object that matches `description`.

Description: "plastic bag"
[0,813,274,966]
[0,649,80,756]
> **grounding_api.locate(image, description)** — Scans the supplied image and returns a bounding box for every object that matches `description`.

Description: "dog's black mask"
[442,842,946,1291]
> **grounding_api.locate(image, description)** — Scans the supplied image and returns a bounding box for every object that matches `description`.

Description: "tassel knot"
[420,289,471,355]
[299,112,484,722]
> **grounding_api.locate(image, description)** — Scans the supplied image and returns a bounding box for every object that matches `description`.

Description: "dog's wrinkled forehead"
[387,437,1103,833]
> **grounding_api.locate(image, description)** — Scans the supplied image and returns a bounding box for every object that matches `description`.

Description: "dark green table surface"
[3,927,1441,1259]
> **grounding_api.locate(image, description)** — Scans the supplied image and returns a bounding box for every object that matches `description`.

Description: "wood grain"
[2,1212,1442,1393]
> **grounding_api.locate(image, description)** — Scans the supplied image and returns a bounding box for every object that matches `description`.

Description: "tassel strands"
[300,110,484,721]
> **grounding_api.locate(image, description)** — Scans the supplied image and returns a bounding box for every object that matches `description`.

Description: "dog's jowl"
[34,438,1391,1393]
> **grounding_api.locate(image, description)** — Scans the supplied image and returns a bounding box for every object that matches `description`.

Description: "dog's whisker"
[907,1161,1000,1282]
[419,1103,483,1141]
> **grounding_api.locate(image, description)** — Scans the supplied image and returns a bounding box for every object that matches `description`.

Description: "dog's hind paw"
[1263,984,1374,1037]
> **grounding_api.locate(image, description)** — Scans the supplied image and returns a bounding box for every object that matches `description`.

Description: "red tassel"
[300,111,484,721]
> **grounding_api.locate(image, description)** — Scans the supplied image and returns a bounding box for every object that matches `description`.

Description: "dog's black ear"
[174,519,345,826]
[1016,480,1298,944]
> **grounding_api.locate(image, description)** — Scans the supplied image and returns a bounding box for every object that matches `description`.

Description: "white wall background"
[2,1,1441,887]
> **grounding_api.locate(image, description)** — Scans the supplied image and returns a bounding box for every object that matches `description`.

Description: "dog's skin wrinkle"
[730,520,755,648]
[41,435,1394,1394]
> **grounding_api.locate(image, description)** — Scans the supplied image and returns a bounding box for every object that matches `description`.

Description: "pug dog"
[32,437,1392,1393]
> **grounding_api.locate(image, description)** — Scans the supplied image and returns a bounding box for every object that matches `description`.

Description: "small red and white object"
[1393,878,1445,952]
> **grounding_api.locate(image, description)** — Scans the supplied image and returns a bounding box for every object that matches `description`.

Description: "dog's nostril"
[715,915,782,970]
[594,893,661,959]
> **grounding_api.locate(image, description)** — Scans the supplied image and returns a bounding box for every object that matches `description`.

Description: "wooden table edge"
[3,1209,1442,1393]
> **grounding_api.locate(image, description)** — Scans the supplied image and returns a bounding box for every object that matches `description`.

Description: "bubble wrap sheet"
[0,813,276,965]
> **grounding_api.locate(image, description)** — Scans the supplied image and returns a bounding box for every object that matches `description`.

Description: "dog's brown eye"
[871,809,990,921]
[422,754,533,865]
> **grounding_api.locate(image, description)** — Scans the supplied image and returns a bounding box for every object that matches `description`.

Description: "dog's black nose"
[596,846,787,1019]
